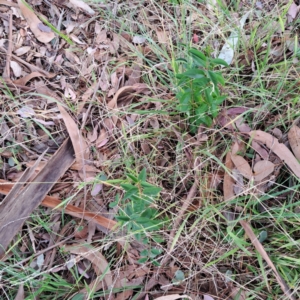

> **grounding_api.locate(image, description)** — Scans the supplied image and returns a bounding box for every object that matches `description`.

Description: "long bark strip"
[0,138,74,257]
[0,182,117,232]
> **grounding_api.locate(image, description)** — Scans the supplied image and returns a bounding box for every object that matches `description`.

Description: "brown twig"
[0,180,117,230]
[167,181,198,253]
[3,11,12,79]
[0,46,55,78]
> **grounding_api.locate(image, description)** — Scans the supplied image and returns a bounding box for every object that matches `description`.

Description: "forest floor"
[1,0,300,299]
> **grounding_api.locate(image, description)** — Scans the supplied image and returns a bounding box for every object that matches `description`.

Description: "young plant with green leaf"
[110,168,166,245]
[175,48,228,133]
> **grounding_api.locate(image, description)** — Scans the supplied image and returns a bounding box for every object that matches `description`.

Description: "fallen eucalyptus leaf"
[248,130,300,178]
[253,160,275,182]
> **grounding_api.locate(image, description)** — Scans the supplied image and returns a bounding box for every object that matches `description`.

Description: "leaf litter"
[0,0,300,299]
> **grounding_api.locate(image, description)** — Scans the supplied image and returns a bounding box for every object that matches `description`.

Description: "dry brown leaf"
[64,245,112,288]
[35,81,58,102]
[78,81,99,114]
[69,0,95,15]
[17,0,55,44]
[125,58,142,86]
[253,160,275,182]
[288,2,299,21]
[2,49,56,78]
[224,151,235,201]
[10,61,22,77]
[14,46,31,56]
[272,128,283,139]
[240,220,296,300]
[248,130,300,178]
[0,0,19,7]
[115,290,133,300]
[13,71,45,85]
[14,284,24,300]
[251,140,269,160]
[58,104,89,177]
[64,49,81,65]
[231,142,253,179]
[235,118,251,132]
[156,29,168,44]
[288,125,300,161]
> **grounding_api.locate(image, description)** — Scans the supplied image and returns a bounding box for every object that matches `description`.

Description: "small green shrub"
[175,48,228,133]
[110,168,166,245]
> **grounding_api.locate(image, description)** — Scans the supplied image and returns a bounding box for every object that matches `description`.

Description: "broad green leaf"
[181,68,205,79]
[127,174,139,183]
[258,230,268,243]
[150,248,162,256]
[207,71,219,87]
[210,102,219,118]
[195,103,209,115]
[193,77,210,87]
[196,115,212,127]
[204,87,213,105]
[109,194,119,208]
[188,48,207,61]
[133,217,154,224]
[210,58,229,66]
[141,208,158,219]
[123,187,139,200]
[177,91,191,112]
[152,235,165,243]
[143,186,162,196]
[175,58,188,63]
[214,95,226,105]
[151,260,160,266]
[121,183,137,192]
[140,249,148,256]
[138,168,147,181]
[192,56,207,67]
[137,257,148,264]
[213,71,225,85]
[174,270,185,281]
[116,216,130,222]
[124,204,133,215]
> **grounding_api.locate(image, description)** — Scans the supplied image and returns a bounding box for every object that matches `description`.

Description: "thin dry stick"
[3,11,12,79]
[167,180,198,254]
[0,46,54,78]
[240,220,296,300]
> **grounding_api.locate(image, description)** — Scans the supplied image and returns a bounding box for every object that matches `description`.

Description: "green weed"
[110,168,167,245]
[175,48,228,132]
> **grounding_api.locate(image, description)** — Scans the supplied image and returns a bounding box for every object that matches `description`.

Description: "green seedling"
[175,47,228,133]
[138,247,162,266]
[110,168,167,245]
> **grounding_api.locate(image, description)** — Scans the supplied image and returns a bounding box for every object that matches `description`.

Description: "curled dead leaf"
[253,160,275,182]
[14,46,31,56]
[288,125,300,161]
[17,0,55,44]
[231,142,253,179]
[10,61,22,77]
[248,130,300,178]
[64,245,112,282]
[57,104,90,180]
[69,0,95,15]
[251,140,269,160]
[13,71,45,85]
